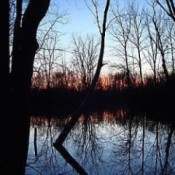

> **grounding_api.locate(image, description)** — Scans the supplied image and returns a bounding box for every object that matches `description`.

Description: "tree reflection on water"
[26,108,175,175]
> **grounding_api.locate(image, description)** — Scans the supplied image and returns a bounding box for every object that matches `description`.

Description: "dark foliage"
[30,80,175,116]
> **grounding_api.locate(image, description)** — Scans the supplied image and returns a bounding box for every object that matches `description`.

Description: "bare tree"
[11,0,50,101]
[54,0,110,145]
[53,0,111,174]
[35,33,61,88]
[128,3,146,86]
[33,3,67,89]
[165,19,175,76]
[110,3,132,87]
[0,1,51,174]
[151,5,170,82]
[51,57,75,89]
[156,0,175,22]
[156,0,175,81]
[0,0,9,102]
[55,58,71,88]
[144,2,159,84]
[72,34,99,89]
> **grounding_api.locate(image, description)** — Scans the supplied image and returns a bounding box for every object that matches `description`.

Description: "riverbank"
[30,82,175,117]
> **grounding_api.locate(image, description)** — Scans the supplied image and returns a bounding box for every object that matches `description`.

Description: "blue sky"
[47,0,149,75]
[56,0,147,38]
[55,0,142,43]
[52,0,112,74]
[60,0,98,35]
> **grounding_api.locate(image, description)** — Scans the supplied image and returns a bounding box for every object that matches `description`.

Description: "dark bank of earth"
[30,82,175,121]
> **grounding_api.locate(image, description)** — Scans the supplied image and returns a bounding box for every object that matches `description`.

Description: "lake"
[25,107,175,175]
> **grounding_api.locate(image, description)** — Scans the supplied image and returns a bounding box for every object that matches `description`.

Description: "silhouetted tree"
[151,7,170,82]
[156,0,175,81]
[34,5,67,89]
[72,34,99,89]
[129,3,146,86]
[110,3,132,87]
[144,3,159,84]
[0,1,9,106]
[53,0,111,174]
[11,0,50,103]
[0,1,50,174]
[156,0,175,22]
[36,34,61,89]
[54,0,110,145]
[166,20,175,76]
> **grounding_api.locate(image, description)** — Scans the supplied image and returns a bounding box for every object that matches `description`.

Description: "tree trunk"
[11,0,51,103]
[0,1,50,174]
[0,0,9,104]
[54,0,110,146]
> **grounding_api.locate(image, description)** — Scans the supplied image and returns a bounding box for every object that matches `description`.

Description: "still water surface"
[25,108,175,175]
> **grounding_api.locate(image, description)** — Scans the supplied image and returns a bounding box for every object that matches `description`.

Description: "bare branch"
[53,0,110,148]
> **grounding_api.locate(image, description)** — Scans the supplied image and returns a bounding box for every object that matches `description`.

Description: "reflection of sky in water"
[25,109,175,175]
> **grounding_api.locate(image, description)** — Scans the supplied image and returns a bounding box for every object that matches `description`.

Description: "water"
[25,108,175,175]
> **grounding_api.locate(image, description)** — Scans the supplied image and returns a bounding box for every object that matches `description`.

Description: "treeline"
[31,73,175,113]
[32,1,175,94]
[30,0,175,112]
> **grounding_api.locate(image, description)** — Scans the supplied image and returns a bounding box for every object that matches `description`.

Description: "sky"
[60,0,99,35]
[57,0,110,55]
[57,0,146,37]
[51,0,116,75]
[43,0,152,75]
